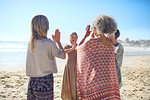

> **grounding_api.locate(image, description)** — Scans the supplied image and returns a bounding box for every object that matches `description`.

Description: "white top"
[26,39,65,77]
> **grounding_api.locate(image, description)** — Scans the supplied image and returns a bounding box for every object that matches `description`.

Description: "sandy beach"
[0,55,150,100]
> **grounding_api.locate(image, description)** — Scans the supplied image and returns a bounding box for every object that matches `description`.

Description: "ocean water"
[0,41,150,64]
[0,41,27,64]
[124,46,150,56]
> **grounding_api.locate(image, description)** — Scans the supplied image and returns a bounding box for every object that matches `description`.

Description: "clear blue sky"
[0,0,150,43]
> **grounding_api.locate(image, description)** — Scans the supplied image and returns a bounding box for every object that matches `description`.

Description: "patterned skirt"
[27,74,54,100]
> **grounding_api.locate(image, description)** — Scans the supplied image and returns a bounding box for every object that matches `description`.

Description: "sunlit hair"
[30,15,49,53]
[70,32,78,38]
[93,14,117,35]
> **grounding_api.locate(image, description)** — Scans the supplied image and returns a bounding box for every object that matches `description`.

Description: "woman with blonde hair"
[77,14,121,100]
[61,25,91,100]
[26,15,65,100]
[61,32,78,100]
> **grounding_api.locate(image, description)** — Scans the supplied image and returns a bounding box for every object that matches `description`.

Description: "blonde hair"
[70,32,78,38]
[93,14,117,35]
[30,15,49,53]
[70,32,78,43]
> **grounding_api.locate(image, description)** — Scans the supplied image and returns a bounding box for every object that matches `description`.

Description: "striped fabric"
[77,38,121,100]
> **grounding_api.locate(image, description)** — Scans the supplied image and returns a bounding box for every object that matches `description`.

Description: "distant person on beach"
[108,29,124,89]
[61,25,91,100]
[77,14,121,99]
[26,15,65,100]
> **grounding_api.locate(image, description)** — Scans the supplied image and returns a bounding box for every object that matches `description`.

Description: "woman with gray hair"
[77,14,121,100]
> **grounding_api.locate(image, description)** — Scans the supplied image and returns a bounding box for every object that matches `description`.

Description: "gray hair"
[93,14,117,35]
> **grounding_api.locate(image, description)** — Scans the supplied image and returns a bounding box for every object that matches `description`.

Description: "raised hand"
[91,33,95,38]
[79,25,92,46]
[91,27,96,38]
[72,41,77,50]
[52,34,56,43]
[52,29,61,43]
[55,29,60,42]
[85,25,91,38]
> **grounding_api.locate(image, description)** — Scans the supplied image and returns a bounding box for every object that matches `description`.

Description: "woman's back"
[26,39,64,77]
[77,38,120,100]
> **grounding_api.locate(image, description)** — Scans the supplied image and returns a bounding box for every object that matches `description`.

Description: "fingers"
[88,25,90,29]
[55,29,61,36]
[85,24,92,38]
[86,25,91,31]
[86,25,91,33]
[54,29,60,42]
[52,35,56,42]
[55,29,60,35]
[52,34,55,39]
[72,41,76,45]
[91,33,95,38]
[72,41,76,49]
[55,29,59,33]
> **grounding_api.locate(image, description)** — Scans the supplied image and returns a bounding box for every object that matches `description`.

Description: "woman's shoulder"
[44,38,55,43]
[87,38,98,42]
[84,38,98,45]
[37,38,56,47]
[41,38,53,42]
[87,37,114,48]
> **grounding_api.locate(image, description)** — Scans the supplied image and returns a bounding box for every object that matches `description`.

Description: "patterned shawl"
[77,38,120,100]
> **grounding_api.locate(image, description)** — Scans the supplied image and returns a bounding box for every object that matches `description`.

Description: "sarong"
[27,74,53,100]
[77,38,120,100]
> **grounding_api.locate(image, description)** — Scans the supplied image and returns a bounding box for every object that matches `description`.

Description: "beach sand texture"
[0,55,150,100]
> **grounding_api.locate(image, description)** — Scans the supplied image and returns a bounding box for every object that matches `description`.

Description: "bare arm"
[79,36,87,46]
[56,41,65,52]
[79,25,91,46]
[64,46,74,54]
[64,42,76,54]
[52,29,66,59]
